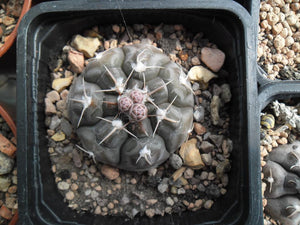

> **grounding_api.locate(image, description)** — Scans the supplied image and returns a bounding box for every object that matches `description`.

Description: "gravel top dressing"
[44,23,233,219]
[258,0,299,80]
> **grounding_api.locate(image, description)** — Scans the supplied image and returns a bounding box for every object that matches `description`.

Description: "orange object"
[0,105,16,137]
[0,105,17,224]
[0,133,16,157]
[0,0,32,57]
[0,205,12,220]
[8,211,18,225]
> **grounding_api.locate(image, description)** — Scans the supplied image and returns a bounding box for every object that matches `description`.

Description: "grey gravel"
[0,152,14,175]
[158,183,168,194]
[0,176,11,192]
[57,181,70,190]
[166,197,174,206]
[169,154,183,170]
[193,105,205,122]
[50,115,61,130]
[61,118,73,137]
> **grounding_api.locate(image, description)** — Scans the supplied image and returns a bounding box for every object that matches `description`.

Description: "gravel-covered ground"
[45,23,233,218]
[258,0,299,80]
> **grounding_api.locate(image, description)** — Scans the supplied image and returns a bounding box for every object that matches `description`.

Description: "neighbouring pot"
[0,0,32,57]
[17,1,262,224]
[0,104,17,224]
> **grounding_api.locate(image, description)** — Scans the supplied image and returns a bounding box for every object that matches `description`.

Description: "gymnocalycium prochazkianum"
[67,43,194,171]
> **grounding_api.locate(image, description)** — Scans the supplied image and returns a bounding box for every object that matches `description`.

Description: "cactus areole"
[67,44,194,171]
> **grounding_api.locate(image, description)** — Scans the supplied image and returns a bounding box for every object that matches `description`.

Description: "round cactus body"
[67,43,194,171]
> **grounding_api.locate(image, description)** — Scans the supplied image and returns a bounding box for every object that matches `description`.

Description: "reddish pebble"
[101,165,119,180]
[0,205,12,220]
[0,134,16,157]
[200,47,225,72]
[68,50,85,74]
[193,123,206,135]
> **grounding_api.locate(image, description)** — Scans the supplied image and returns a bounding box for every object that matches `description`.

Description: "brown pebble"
[68,50,84,74]
[46,90,60,103]
[71,172,78,180]
[3,16,15,26]
[130,178,137,184]
[66,191,75,200]
[271,140,278,148]
[182,200,189,207]
[94,206,101,214]
[193,123,206,135]
[71,183,78,191]
[101,165,119,180]
[172,167,186,181]
[145,208,155,218]
[279,132,288,138]
[277,137,287,145]
[200,47,225,72]
[266,144,272,152]
[107,189,112,195]
[7,185,17,194]
[60,89,69,101]
[45,98,57,115]
[0,205,12,220]
[188,203,195,210]
[107,202,114,209]
[179,51,188,61]
[204,200,214,209]
[194,199,203,208]
[0,134,16,157]
[95,185,102,191]
[146,199,158,205]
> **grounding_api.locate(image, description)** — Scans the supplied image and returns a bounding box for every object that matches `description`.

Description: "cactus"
[67,43,194,171]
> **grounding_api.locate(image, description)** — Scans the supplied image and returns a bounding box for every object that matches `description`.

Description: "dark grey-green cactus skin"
[67,44,194,171]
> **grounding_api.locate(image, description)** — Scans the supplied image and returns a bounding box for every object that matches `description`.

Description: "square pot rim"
[16,0,262,224]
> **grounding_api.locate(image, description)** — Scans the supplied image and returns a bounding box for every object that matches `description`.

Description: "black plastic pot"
[257,68,300,111]
[17,0,262,224]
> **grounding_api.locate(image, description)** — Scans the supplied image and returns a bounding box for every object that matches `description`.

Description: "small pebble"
[101,165,119,180]
[157,183,168,194]
[204,200,214,209]
[169,154,183,170]
[200,47,225,72]
[194,123,206,135]
[166,197,174,206]
[58,181,70,190]
[184,168,194,179]
[66,191,75,200]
